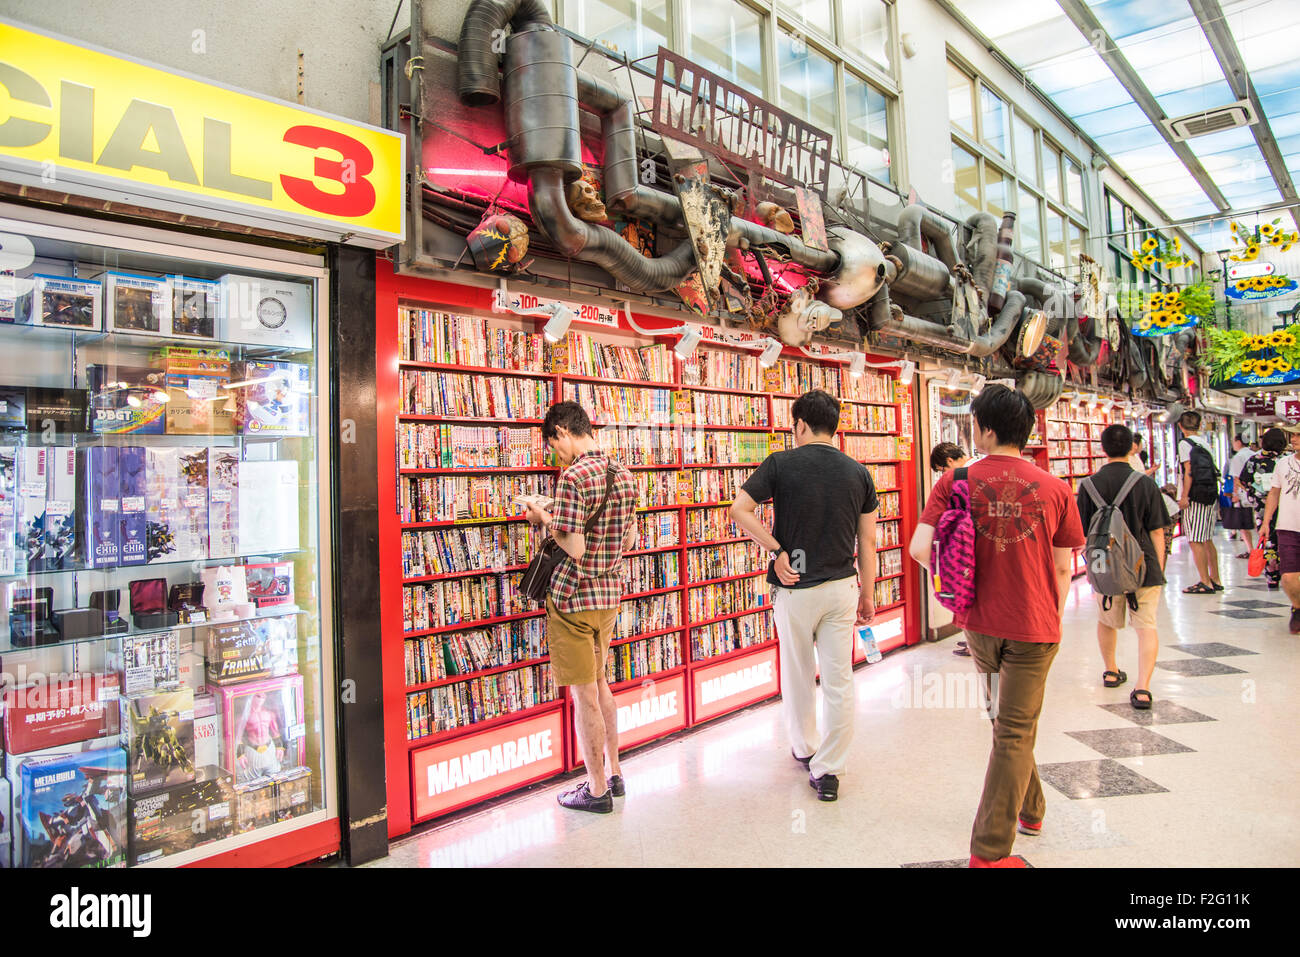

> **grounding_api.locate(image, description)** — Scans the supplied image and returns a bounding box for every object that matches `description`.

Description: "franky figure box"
[231,360,310,435]
[120,688,196,795]
[127,765,233,865]
[217,674,305,785]
[12,745,127,868]
[205,613,298,685]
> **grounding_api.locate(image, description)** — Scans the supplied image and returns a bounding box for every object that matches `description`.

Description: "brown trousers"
[964,630,1060,860]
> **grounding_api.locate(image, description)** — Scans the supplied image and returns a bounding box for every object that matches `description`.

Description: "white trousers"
[771,575,858,778]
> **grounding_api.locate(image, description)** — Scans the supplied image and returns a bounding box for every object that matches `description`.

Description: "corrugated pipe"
[457,0,555,107]
[964,211,998,304]
[528,167,696,292]
[875,290,1025,356]
[1014,276,1057,307]
[966,291,1027,357]
[896,204,959,271]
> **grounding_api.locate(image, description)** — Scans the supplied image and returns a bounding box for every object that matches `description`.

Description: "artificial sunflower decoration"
[1281,332,1298,348]
[1261,224,1276,236]
[1277,358,1294,374]
[1255,359,1276,377]
[1141,237,1157,252]
[1171,236,1182,252]
[1240,358,1256,373]
[1138,316,1154,330]
[1141,254,1156,268]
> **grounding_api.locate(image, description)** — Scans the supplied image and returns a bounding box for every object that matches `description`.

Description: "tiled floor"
[366,532,1300,868]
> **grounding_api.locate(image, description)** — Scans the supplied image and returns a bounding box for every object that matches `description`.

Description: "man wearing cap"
[1260,423,1300,633]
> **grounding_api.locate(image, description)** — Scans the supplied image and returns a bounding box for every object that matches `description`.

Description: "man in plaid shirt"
[524,402,638,814]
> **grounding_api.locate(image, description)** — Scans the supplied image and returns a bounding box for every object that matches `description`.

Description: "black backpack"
[1182,438,1219,506]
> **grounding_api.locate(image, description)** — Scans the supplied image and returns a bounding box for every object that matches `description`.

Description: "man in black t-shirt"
[731,390,878,802]
[1077,424,1171,710]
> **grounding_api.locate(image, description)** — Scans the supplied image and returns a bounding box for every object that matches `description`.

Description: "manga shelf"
[1043,395,1113,576]
[376,266,919,832]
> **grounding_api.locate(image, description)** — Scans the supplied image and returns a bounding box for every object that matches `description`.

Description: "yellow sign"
[0,21,404,246]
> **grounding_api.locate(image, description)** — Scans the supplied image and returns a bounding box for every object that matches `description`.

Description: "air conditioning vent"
[1162,100,1257,141]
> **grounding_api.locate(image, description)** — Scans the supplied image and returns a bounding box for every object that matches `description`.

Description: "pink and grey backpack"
[932,467,977,614]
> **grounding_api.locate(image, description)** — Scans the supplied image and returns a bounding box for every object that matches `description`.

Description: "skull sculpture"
[756,201,795,234]
[775,285,844,346]
[566,178,608,223]
[466,211,530,273]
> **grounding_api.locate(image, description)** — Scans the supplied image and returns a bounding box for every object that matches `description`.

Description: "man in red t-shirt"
[909,385,1085,867]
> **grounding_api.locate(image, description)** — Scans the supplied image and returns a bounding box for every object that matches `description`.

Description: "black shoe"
[792,749,812,769]
[809,772,839,802]
[607,774,625,797]
[1212,581,1225,591]
[557,782,613,814]
[1268,584,1281,590]
[1290,608,1300,635]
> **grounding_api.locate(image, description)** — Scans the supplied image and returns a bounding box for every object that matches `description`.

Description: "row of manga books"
[553,333,672,382]
[402,572,529,634]
[878,549,904,578]
[680,347,764,392]
[683,391,769,427]
[633,470,684,508]
[399,473,554,524]
[874,577,903,606]
[865,463,898,489]
[615,593,680,641]
[399,422,547,470]
[401,522,543,578]
[406,663,557,739]
[606,634,683,684]
[681,430,772,465]
[876,520,901,548]
[686,540,768,582]
[595,425,678,466]
[679,467,749,505]
[690,611,773,660]
[845,404,896,433]
[877,491,902,519]
[637,511,679,549]
[685,504,771,545]
[623,551,680,593]
[400,370,553,419]
[563,382,674,425]
[399,308,546,370]
[403,617,548,685]
[843,434,898,460]
[768,359,843,396]
[688,576,770,623]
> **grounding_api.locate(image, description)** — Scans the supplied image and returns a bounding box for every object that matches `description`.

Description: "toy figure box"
[200,563,248,620]
[120,688,196,795]
[246,561,295,609]
[145,446,208,563]
[33,446,76,572]
[127,765,233,865]
[23,386,87,435]
[205,613,298,685]
[273,766,312,821]
[231,360,310,435]
[208,449,239,559]
[218,274,312,349]
[103,272,170,336]
[87,365,167,434]
[160,347,235,435]
[79,445,118,568]
[193,694,220,767]
[0,387,26,429]
[0,777,10,868]
[217,674,305,785]
[234,778,276,833]
[2,671,122,756]
[237,460,299,554]
[12,745,127,868]
[118,445,147,566]
[0,446,15,577]
[109,630,181,695]
[15,275,102,330]
[169,275,219,339]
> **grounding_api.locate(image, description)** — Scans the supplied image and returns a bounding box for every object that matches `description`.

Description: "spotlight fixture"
[542,305,574,343]
[758,337,782,369]
[969,373,986,395]
[849,353,865,378]
[945,367,964,390]
[897,360,915,386]
[674,324,702,359]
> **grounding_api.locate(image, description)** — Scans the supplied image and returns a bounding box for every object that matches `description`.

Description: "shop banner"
[1226,279,1297,301]
[570,672,687,765]
[0,20,404,247]
[1283,399,1300,422]
[1243,395,1276,416]
[490,287,619,328]
[691,645,780,723]
[410,709,564,820]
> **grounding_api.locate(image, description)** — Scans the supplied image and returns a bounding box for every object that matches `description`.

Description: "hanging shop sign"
[1208,325,1300,389]
[1226,276,1297,300]
[0,20,404,247]
[490,286,619,328]
[1243,394,1276,416]
[1282,399,1300,422]
[649,48,833,200]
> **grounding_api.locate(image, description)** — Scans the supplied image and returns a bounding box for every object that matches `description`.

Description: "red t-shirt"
[919,454,1085,643]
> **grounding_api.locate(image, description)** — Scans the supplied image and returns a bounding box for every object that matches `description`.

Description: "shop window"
[948,62,975,137]
[1018,189,1043,261]
[1013,113,1037,185]
[1107,190,1125,237]
[951,142,980,220]
[980,85,1010,157]
[1066,159,1084,213]
[684,0,764,91]
[566,0,671,60]
[844,71,892,184]
[779,30,838,134]
[842,0,892,73]
[781,0,834,40]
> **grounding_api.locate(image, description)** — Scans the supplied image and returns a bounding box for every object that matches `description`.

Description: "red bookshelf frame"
[376,261,920,836]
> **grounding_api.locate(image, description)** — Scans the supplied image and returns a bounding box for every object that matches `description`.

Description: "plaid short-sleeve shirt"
[548,450,638,613]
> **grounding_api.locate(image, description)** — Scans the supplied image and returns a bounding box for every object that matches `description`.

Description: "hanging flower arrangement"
[1131,281,1213,337]
[1228,219,1298,261]
[1128,233,1195,270]
[1207,324,1300,386]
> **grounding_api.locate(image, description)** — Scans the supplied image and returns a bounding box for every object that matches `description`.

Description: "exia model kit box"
[79,445,119,568]
[231,360,311,435]
[238,460,299,554]
[218,274,312,349]
[118,446,147,566]
[145,447,208,563]
[2,671,122,756]
[12,745,127,868]
[35,446,76,571]
[127,765,234,865]
[208,449,239,559]
[218,674,305,784]
[104,272,170,335]
[87,365,167,434]
[205,613,298,685]
[121,688,196,795]
[169,275,219,339]
[0,446,17,576]
[17,448,48,575]
[15,275,102,330]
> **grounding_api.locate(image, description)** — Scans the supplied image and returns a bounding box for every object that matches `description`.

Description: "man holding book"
[731,390,878,802]
[523,401,639,814]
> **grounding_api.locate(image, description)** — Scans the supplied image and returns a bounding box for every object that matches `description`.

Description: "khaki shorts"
[545,598,618,686]
[1096,585,1161,630]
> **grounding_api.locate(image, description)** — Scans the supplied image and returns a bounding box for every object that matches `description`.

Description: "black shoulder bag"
[520,466,615,604]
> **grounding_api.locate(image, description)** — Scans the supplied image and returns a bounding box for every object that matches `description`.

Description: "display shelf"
[605,663,687,694]
[689,570,768,587]
[397,414,545,425]
[557,372,676,389]
[680,461,763,468]
[401,564,530,585]
[611,623,686,646]
[398,465,555,475]
[400,515,530,529]
[0,322,314,361]
[621,584,683,600]
[1,607,309,656]
[687,604,772,629]
[678,382,769,397]
[0,546,311,581]
[402,609,546,640]
[624,544,683,557]
[404,697,565,749]
[876,600,906,613]
[687,638,778,667]
[396,360,551,379]
[403,655,551,694]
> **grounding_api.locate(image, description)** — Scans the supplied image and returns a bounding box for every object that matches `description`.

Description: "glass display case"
[0,211,334,867]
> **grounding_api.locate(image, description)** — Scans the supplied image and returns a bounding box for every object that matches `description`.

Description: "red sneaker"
[1017,818,1042,836]
[969,854,1027,868]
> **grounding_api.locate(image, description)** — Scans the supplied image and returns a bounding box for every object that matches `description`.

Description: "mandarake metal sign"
[649,48,834,200]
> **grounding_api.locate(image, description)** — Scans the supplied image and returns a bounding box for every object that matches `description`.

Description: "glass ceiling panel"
[1077,101,1153,138]
[1157,82,1244,118]
[1094,124,1165,154]
[1089,0,1194,40]
[1220,182,1284,207]
[1250,61,1300,99]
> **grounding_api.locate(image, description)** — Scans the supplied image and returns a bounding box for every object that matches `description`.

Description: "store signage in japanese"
[691,645,780,723]
[490,287,619,328]
[1243,395,1276,416]
[1282,399,1300,422]
[0,21,404,247]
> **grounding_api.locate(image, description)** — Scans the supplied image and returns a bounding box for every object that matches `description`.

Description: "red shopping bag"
[1248,534,1267,578]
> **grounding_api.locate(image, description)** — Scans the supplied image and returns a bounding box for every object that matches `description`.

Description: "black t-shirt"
[740,443,879,588]
[1076,462,1171,588]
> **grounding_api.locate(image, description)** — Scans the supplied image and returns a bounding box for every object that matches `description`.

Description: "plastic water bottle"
[858,626,882,664]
